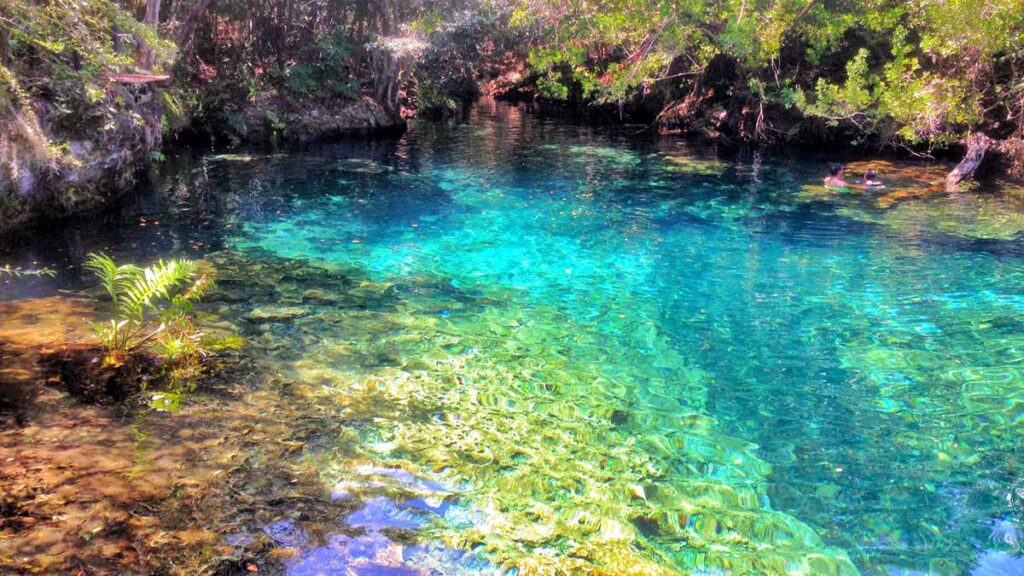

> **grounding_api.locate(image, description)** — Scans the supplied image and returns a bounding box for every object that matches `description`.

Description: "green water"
[5,100,1024,575]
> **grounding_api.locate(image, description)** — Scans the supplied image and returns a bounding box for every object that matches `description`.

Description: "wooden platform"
[102,72,171,84]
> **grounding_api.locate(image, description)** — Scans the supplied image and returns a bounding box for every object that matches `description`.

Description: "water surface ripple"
[4,100,1024,575]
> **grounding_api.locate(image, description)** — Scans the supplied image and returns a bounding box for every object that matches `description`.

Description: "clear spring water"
[4,100,1024,575]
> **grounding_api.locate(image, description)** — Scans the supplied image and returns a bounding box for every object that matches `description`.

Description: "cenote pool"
[4,100,1024,575]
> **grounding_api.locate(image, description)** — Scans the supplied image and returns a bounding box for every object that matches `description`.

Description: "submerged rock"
[246,306,309,321]
[38,345,158,405]
[335,158,393,175]
[347,497,427,531]
[255,332,284,350]
[263,518,309,547]
[302,289,343,304]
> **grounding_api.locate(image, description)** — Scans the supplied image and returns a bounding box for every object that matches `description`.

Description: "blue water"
[4,99,1024,575]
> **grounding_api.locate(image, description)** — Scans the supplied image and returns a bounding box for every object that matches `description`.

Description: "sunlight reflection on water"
[5,100,1024,575]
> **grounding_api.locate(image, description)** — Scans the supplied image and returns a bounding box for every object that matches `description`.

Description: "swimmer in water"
[859,169,885,189]
[824,163,850,188]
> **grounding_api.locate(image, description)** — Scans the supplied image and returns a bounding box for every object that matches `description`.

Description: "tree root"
[946,132,994,192]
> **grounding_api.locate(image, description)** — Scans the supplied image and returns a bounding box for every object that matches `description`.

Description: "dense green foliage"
[171,0,497,132]
[505,0,1024,156]
[0,0,174,232]
[0,0,169,103]
[0,0,171,153]
[2,0,1024,189]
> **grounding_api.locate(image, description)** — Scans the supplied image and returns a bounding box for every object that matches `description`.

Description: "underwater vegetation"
[0,289,365,575]
[4,106,1024,574]
[197,249,858,575]
[0,265,56,278]
[216,138,1023,574]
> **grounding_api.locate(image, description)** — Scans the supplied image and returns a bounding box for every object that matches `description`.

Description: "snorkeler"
[859,169,885,189]
[824,163,850,188]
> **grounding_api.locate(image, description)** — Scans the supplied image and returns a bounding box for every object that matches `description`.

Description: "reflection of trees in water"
[5,100,1024,574]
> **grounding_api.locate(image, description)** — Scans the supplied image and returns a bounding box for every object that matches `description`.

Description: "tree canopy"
[1,0,1023,169]
[507,0,1024,156]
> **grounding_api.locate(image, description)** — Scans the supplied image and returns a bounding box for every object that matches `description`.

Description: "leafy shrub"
[509,0,1024,151]
[83,252,230,409]
[414,79,460,117]
[84,252,208,352]
[282,28,358,101]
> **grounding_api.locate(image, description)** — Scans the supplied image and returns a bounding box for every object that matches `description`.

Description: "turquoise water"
[5,100,1024,574]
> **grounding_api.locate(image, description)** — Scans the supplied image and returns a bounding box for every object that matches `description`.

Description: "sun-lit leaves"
[507,0,1023,151]
[82,252,229,409]
[84,252,205,352]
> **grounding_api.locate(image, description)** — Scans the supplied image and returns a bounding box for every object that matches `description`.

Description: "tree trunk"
[946,132,993,192]
[0,27,10,65]
[144,0,161,28]
[176,0,217,58]
[135,0,162,70]
[113,2,123,55]
[371,48,401,114]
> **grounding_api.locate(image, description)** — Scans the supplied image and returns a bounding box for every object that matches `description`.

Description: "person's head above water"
[861,169,885,187]
[824,163,850,188]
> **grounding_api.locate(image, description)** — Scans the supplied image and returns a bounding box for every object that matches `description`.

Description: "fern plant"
[1,264,56,278]
[84,252,206,353]
[82,252,232,410]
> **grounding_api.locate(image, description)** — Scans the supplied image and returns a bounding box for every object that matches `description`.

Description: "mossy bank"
[0,79,164,235]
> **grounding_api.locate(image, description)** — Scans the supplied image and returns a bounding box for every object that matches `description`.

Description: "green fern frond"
[84,252,143,312]
[163,274,211,323]
[84,253,202,352]
[1,264,57,278]
[80,253,226,405]
[119,259,198,320]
